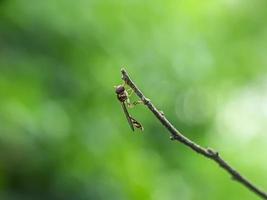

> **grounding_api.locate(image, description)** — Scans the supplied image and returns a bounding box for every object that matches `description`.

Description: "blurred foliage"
[0,0,267,199]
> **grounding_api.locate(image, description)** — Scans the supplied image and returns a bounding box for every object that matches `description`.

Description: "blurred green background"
[0,0,267,199]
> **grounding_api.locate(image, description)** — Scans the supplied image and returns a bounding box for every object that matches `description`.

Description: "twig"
[120,68,267,199]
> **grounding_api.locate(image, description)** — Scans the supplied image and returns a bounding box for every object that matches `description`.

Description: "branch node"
[207,148,219,158]
[141,97,150,104]
[170,135,176,141]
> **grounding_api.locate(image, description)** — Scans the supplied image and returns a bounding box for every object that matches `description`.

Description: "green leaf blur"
[0,0,267,199]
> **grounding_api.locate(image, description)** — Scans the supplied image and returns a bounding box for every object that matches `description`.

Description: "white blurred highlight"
[175,88,215,125]
[215,79,267,143]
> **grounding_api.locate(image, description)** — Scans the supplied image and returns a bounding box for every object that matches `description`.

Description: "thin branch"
[120,68,267,200]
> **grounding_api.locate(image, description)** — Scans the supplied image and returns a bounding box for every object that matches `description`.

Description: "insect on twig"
[115,84,144,131]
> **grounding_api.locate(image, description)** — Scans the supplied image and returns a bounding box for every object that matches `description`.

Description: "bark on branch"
[120,68,267,199]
